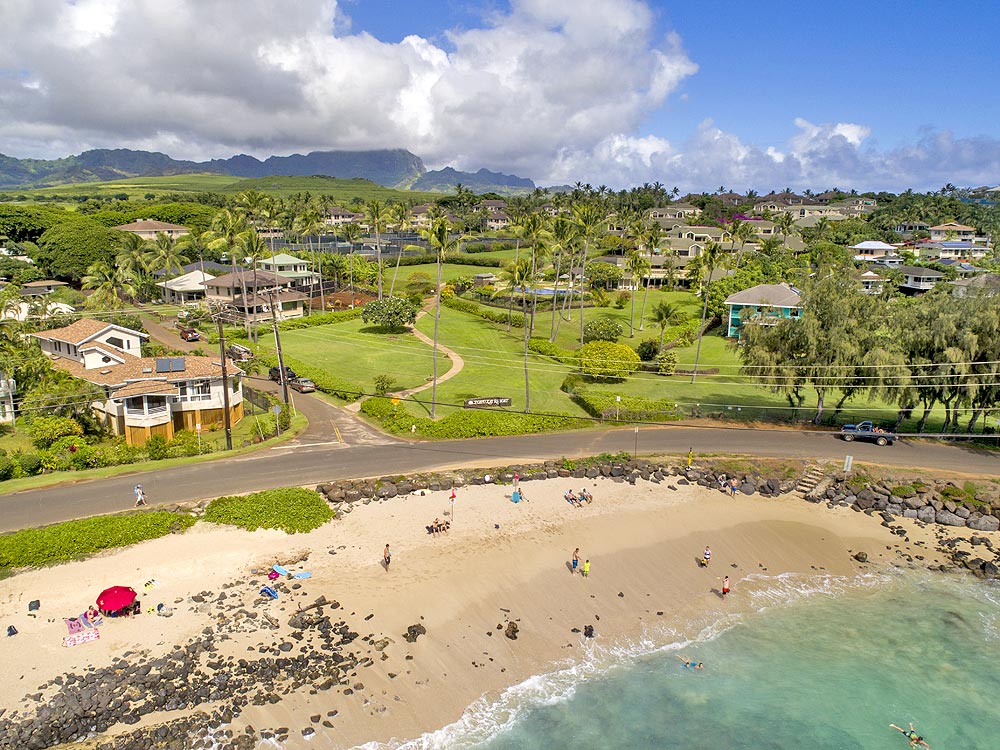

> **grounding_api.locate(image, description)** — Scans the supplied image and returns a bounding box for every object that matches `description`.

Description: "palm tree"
[638,222,663,330]
[203,209,251,337]
[497,256,537,412]
[773,211,795,247]
[422,217,460,419]
[573,203,607,346]
[148,232,185,303]
[519,212,548,335]
[691,240,724,383]
[116,232,151,300]
[365,199,388,299]
[547,216,578,342]
[650,301,688,353]
[388,201,412,297]
[83,261,134,309]
[295,207,327,313]
[342,222,363,304]
[236,229,269,340]
[624,249,650,338]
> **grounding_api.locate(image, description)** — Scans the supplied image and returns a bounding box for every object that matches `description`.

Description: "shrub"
[890,485,916,498]
[373,374,397,395]
[655,350,678,375]
[360,397,587,438]
[17,453,43,476]
[560,373,585,393]
[579,341,641,381]
[0,512,196,569]
[663,319,702,349]
[29,415,84,449]
[145,434,169,460]
[443,297,525,327]
[635,339,659,361]
[614,291,630,309]
[0,456,14,481]
[570,391,679,422]
[277,308,363,330]
[583,318,623,343]
[168,430,203,457]
[527,338,578,365]
[204,488,334,534]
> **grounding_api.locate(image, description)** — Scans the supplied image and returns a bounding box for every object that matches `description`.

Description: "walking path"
[344,305,465,413]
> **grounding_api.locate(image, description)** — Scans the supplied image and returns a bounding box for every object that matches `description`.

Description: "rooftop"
[32,319,147,346]
[724,283,802,307]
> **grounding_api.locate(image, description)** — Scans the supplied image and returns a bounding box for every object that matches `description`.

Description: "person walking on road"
[133,484,146,507]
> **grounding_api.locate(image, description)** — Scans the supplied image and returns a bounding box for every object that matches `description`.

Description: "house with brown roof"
[203,269,307,322]
[112,219,190,240]
[324,206,365,227]
[929,222,976,242]
[32,319,243,446]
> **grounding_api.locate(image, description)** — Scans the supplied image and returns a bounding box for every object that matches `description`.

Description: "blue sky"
[2,0,999,191]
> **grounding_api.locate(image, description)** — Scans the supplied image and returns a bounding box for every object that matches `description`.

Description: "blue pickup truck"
[840,421,896,446]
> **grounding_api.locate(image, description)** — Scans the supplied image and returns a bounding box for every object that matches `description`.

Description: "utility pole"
[215,315,233,451]
[267,288,290,405]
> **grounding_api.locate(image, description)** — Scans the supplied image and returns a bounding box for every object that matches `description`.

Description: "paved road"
[1,417,997,532]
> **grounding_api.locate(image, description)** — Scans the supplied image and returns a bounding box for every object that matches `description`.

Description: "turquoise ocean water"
[378,571,1000,750]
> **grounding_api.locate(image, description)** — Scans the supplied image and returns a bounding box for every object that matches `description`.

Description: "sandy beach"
[0,471,981,750]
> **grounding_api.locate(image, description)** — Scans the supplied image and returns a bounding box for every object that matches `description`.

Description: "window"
[177,379,211,402]
[107,336,124,349]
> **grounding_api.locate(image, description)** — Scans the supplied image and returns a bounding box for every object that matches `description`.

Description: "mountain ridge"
[0,148,536,195]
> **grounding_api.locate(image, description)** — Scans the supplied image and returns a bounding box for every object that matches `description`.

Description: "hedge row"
[570,391,681,422]
[444,296,525,327]
[527,337,578,365]
[0,511,196,569]
[278,308,363,330]
[360,397,588,438]
[204,488,334,534]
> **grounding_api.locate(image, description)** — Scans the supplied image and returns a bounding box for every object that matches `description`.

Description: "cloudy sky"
[2,0,998,192]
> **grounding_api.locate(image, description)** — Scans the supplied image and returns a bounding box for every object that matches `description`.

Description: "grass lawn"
[268,317,436,394]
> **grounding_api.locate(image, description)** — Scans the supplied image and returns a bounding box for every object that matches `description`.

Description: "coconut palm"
[203,209,252,336]
[547,216,578,342]
[624,249,650,338]
[422,217,460,419]
[388,201,412,297]
[498,256,537,412]
[365,199,389,299]
[649,301,688,353]
[236,229,270,340]
[116,232,152,299]
[691,240,724,383]
[637,222,664,330]
[573,203,607,346]
[773,211,795,247]
[148,232,185,303]
[83,261,134,309]
[342,222,363,304]
[295,207,327,313]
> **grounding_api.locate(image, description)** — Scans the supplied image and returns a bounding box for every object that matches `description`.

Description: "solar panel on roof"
[155,358,170,373]
[171,356,185,372]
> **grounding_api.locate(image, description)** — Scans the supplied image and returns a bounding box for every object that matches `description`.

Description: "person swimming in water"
[890,723,930,748]
[676,655,704,670]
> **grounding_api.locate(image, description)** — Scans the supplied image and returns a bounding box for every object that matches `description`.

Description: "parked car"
[178,327,200,341]
[289,378,316,393]
[227,344,253,362]
[269,365,296,382]
[840,421,896,446]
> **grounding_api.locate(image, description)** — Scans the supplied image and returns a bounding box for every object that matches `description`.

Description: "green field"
[9,173,440,205]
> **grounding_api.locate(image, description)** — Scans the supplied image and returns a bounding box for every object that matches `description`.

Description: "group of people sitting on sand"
[565,488,593,507]
[427,518,451,535]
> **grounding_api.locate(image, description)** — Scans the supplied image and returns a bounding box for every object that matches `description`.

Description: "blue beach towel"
[260,586,279,600]
[272,565,290,576]
[292,571,312,579]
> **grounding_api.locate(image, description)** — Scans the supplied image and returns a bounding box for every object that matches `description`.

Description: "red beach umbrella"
[97,586,137,611]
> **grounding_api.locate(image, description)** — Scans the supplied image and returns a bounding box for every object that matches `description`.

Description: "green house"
[725,283,802,338]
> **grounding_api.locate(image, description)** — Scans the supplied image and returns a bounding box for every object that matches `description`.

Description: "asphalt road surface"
[1,419,997,533]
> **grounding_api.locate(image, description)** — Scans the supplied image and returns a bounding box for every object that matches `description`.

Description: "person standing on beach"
[687,447,693,469]
[383,544,392,571]
[572,548,581,574]
[582,559,590,578]
[513,471,519,491]
[721,575,730,597]
[702,547,712,567]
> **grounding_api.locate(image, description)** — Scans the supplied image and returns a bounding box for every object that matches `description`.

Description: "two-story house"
[724,283,803,338]
[929,222,976,242]
[157,270,215,304]
[203,269,307,323]
[898,265,945,295]
[324,206,365,227]
[257,253,321,291]
[31,319,244,445]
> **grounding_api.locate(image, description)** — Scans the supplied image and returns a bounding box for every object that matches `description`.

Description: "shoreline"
[0,474,993,750]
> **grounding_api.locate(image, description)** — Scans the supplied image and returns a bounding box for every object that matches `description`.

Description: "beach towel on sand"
[64,618,83,634]
[63,629,100,647]
[292,571,312,579]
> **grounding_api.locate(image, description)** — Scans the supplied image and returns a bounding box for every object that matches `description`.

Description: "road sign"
[195,423,201,432]
[464,397,512,408]
[391,398,400,406]
[271,405,282,415]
